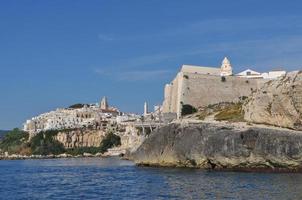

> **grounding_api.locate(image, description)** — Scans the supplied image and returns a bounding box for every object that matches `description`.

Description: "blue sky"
[0,0,302,129]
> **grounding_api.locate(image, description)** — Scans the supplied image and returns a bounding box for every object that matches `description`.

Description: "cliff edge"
[131,122,302,171]
[244,71,302,130]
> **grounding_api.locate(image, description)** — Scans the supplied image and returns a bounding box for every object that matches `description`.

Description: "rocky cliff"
[131,122,302,171]
[244,71,302,130]
[54,126,146,153]
[55,130,106,148]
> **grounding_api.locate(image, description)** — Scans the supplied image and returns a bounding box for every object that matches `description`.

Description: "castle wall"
[162,72,184,116]
[163,72,266,117]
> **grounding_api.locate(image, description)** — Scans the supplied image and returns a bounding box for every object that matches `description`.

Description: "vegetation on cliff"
[68,103,89,109]
[30,130,65,155]
[99,132,121,153]
[0,128,121,156]
[0,128,29,154]
[181,104,197,116]
[214,103,244,122]
[195,102,245,122]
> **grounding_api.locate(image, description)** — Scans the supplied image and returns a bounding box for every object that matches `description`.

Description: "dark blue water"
[0,157,301,200]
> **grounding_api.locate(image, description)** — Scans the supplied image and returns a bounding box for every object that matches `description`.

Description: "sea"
[0,157,301,200]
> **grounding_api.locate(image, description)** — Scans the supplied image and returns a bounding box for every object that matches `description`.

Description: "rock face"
[131,123,302,171]
[118,125,146,153]
[244,71,302,130]
[55,130,106,148]
[54,125,146,152]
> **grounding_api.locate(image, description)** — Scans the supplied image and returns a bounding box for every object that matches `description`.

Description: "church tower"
[220,57,233,76]
[100,96,109,110]
[144,102,148,116]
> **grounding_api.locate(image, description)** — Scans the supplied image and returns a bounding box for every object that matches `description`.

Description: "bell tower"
[220,57,233,76]
[100,96,108,110]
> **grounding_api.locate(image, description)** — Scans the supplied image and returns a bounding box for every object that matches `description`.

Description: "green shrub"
[66,147,101,156]
[68,104,88,109]
[0,128,29,154]
[181,104,197,116]
[0,128,122,156]
[29,130,65,155]
[99,133,121,153]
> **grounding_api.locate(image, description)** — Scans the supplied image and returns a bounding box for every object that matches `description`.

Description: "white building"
[236,69,286,80]
[23,97,121,136]
[261,70,287,79]
[236,69,263,79]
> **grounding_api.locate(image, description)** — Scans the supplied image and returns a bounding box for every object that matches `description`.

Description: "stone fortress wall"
[181,73,265,115]
[162,58,280,117]
[163,72,265,117]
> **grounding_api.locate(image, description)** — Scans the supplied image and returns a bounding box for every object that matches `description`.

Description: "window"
[246,71,251,75]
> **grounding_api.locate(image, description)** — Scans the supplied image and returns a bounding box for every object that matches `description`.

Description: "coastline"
[131,122,302,173]
[136,163,302,173]
[0,153,121,160]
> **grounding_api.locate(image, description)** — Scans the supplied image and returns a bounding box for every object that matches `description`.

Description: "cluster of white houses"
[23,97,142,135]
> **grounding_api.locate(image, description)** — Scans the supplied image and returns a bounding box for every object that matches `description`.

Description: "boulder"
[131,123,302,171]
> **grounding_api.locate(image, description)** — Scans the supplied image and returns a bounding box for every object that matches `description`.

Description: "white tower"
[220,57,233,76]
[144,102,148,116]
[100,96,108,110]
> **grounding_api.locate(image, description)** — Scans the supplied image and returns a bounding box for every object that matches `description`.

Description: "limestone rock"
[244,71,302,130]
[55,130,106,148]
[54,125,146,153]
[131,123,302,171]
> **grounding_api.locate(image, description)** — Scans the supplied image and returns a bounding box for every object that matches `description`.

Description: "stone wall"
[163,72,265,117]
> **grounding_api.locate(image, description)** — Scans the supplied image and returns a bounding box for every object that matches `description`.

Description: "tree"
[181,104,197,116]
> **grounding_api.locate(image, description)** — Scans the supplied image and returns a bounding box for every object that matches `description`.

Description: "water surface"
[0,157,301,199]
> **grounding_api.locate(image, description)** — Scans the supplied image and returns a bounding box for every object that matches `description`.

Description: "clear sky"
[0,0,302,130]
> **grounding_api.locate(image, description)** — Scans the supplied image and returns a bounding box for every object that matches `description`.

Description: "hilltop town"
[1,57,301,172]
[19,96,166,157]
[22,57,288,136]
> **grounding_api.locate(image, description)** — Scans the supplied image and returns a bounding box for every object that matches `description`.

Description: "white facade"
[261,70,286,79]
[236,69,263,79]
[23,107,98,134]
[143,102,148,116]
[236,69,286,79]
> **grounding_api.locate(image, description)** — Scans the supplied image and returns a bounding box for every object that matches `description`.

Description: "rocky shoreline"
[130,122,302,172]
[0,149,127,160]
[0,153,114,160]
